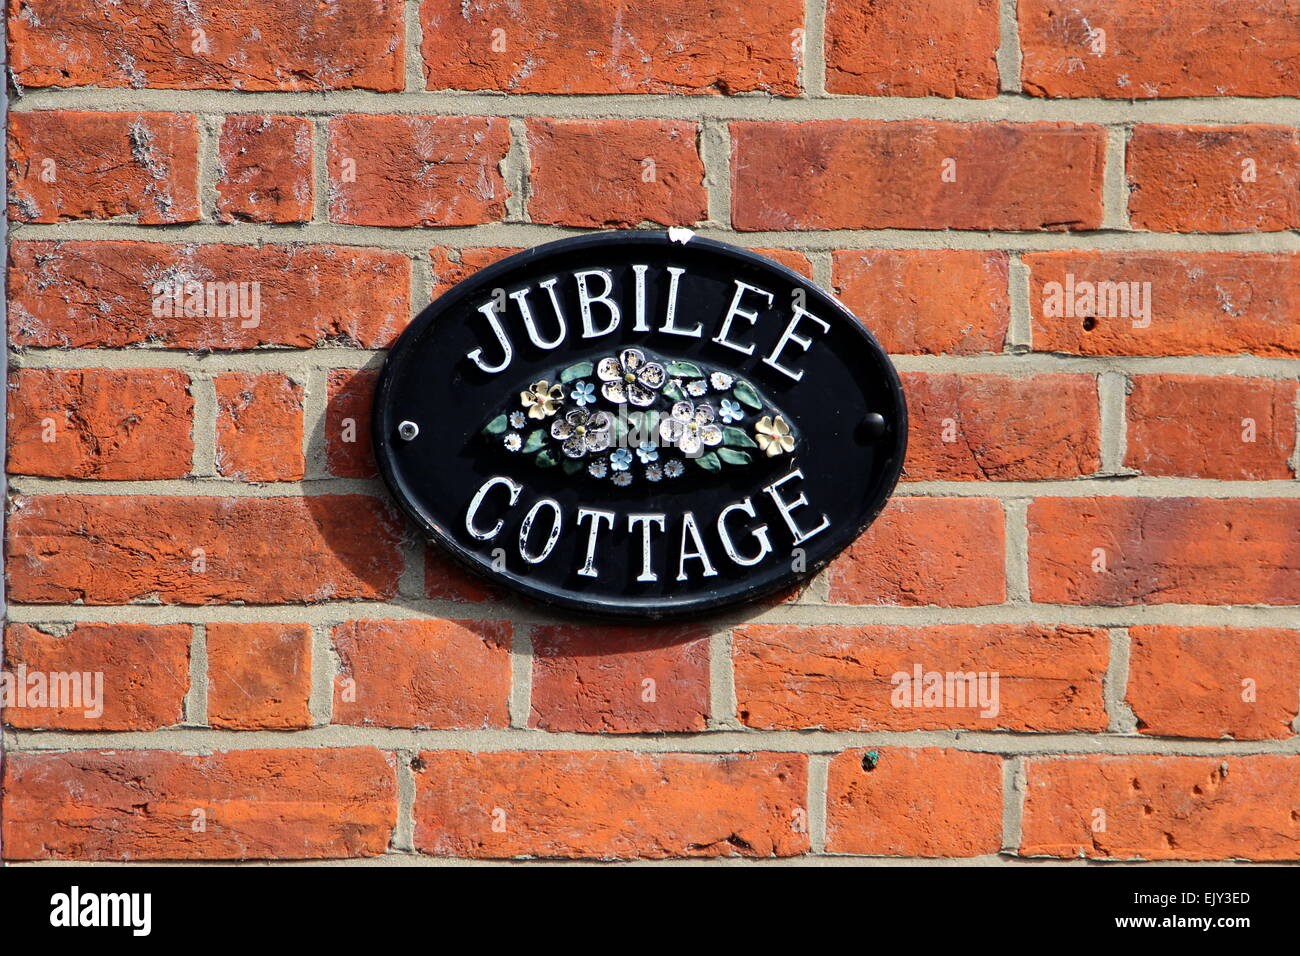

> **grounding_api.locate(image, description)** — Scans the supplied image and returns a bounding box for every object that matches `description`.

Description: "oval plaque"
[374,232,907,619]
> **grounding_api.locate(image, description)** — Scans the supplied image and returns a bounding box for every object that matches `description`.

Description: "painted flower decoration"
[521,380,564,419]
[570,380,596,406]
[508,411,526,429]
[636,441,659,464]
[550,408,612,459]
[588,458,608,479]
[685,379,708,397]
[710,371,733,391]
[664,459,685,478]
[755,414,795,457]
[503,432,522,452]
[611,471,633,486]
[645,463,663,482]
[719,398,744,423]
[610,447,634,472]
[660,401,723,456]
[597,348,666,407]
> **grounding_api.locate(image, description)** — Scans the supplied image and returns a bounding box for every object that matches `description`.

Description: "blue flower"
[610,447,634,472]
[719,398,744,423]
[636,441,659,464]
[570,380,596,406]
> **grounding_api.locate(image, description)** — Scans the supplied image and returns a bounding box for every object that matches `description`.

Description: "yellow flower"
[521,380,564,419]
[754,414,795,457]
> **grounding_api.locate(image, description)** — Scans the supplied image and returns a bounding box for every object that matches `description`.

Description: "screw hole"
[1082,316,1097,331]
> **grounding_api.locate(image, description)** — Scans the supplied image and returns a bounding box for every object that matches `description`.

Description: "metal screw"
[398,420,419,441]
[862,412,886,439]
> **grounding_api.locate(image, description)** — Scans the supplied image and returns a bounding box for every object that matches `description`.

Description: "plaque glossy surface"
[374,232,907,619]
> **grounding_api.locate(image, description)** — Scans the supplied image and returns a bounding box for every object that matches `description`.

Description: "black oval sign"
[374,232,907,620]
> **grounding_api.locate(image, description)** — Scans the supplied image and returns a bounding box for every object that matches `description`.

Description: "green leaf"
[535,449,558,468]
[482,414,508,436]
[560,361,594,383]
[733,380,762,410]
[522,429,546,454]
[718,448,752,466]
[722,426,757,449]
[561,458,583,475]
[663,382,684,402]
[694,451,721,472]
[666,360,702,378]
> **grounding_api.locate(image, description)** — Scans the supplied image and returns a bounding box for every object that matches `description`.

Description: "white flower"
[588,458,608,478]
[659,401,723,456]
[508,411,526,428]
[710,371,733,391]
[645,463,663,482]
[664,459,685,478]
[685,379,708,397]
[611,471,632,486]
[503,432,522,452]
[596,348,666,407]
[550,407,613,459]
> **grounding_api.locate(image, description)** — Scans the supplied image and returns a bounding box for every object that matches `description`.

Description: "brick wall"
[2,0,1298,863]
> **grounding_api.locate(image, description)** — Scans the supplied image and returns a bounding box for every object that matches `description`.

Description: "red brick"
[1028,497,1300,606]
[827,748,1003,857]
[902,372,1101,480]
[214,373,305,482]
[332,619,510,730]
[530,625,710,733]
[2,622,190,731]
[735,624,1108,732]
[1128,125,1300,233]
[825,0,999,97]
[1125,375,1297,480]
[1020,0,1300,99]
[8,0,404,91]
[326,369,377,479]
[526,119,707,228]
[6,494,405,605]
[430,246,523,299]
[826,498,1006,606]
[2,748,397,861]
[1128,626,1300,741]
[8,111,198,224]
[419,0,803,95]
[7,368,193,479]
[833,250,1010,355]
[8,241,411,350]
[1026,250,1300,357]
[1021,755,1300,861]
[732,121,1106,231]
[752,249,813,278]
[327,115,510,227]
[424,549,498,602]
[413,751,808,859]
[217,115,314,223]
[206,623,312,731]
